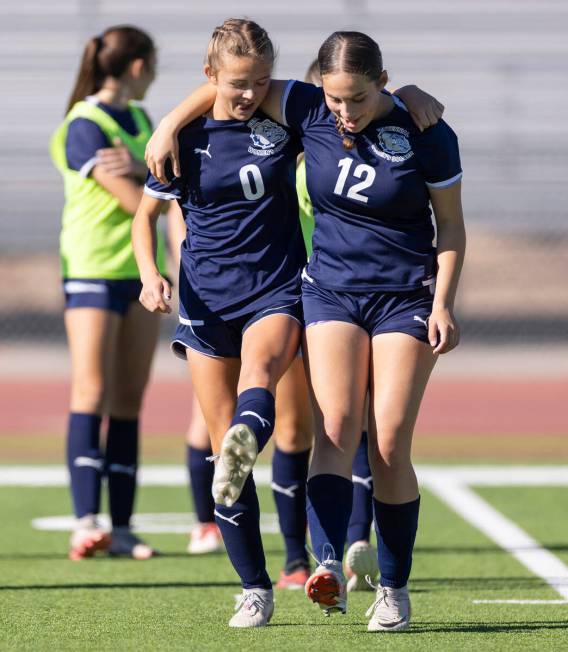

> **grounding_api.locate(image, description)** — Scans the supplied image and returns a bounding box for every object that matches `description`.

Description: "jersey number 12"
[333,158,376,204]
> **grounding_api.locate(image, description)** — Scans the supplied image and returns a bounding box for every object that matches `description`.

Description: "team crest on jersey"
[247,118,288,156]
[371,126,413,162]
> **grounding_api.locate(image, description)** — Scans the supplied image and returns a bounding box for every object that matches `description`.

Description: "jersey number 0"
[239,164,265,201]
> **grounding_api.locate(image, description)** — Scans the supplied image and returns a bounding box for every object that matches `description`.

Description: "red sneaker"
[275,564,310,590]
[305,561,347,616]
[187,522,223,554]
[69,521,110,560]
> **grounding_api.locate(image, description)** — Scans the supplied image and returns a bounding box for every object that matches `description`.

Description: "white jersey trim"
[78,157,98,178]
[280,79,295,127]
[64,281,108,295]
[179,316,205,327]
[144,185,178,201]
[392,94,409,112]
[426,172,463,189]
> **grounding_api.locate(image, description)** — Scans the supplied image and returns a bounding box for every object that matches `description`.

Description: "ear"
[204,64,218,86]
[376,69,389,91]
[129,58,145,79]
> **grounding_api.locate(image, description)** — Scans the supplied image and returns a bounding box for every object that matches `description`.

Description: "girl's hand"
[96,138,146,178]
[145,119,180,184]
[428,306,460,354]
[139,272,172,314]
[395,85,445,132]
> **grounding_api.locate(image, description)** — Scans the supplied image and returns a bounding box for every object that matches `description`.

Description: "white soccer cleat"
[366,584,411,632]
[68,514,110,560]
[345,541,378,592]
[229,588,274,628]
[305,559,347,616]
[109,527,156,560]
[212,424,258,507]
[187,522,223,554]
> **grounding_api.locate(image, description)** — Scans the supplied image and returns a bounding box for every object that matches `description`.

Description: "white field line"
[2,465,568,487]
[0,465,272,487]
[423,477,568,601]
[32,513,280,535]
[473,600,568,605]
[5,464,568,602]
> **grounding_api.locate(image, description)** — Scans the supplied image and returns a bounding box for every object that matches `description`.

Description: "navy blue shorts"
[302,276,434,343]
[63,279,142,316]
[172,300,303,359]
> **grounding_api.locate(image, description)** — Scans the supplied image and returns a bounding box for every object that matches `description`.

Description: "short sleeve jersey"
[283,81,462,291]
[144,111,306,320]
[65,96,149,177]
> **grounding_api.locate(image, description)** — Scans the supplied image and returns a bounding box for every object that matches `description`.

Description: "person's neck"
[95,81,132,109]
[208,99,235,120]
[372,91,394,122]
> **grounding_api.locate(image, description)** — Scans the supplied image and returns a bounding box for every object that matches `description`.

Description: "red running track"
[0,379,566,436]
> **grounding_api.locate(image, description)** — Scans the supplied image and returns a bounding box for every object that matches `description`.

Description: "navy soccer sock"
[105,417,139,529]
[187,444,215,523]
[66,412,103,518]
[231,387,275,453]
[271,446,310,568]
[374,496,420,588]
[307,474,353,563]
[347,431,374,545]
[214,474,272,589]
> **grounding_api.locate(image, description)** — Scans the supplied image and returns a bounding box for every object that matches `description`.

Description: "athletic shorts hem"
[170,338,226,361]
[243,310,303,333]
[371,327,430,345]
[305,317,363,330]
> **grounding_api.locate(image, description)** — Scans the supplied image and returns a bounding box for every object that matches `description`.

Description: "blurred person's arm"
[92,166,143,214]
[95,137,148,182]
[166,202,186,270]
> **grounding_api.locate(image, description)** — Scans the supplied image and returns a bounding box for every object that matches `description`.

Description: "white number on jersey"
[333,157,376,204]
[239,164,265,201]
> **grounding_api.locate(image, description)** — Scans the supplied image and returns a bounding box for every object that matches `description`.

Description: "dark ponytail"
[318,31,383,150]
[66,25,155,113]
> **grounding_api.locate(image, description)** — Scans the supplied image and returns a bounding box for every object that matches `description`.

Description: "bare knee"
[321,414,358,451]
[238,358,274,392]
[71,377,106,414]
[274,420,312,453]
[108,384,146,419]
[373,429,412,473]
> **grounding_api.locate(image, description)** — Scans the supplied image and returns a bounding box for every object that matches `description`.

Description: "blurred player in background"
[50,25,177,561]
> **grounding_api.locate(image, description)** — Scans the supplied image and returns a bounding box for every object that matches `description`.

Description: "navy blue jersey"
[283,81,462,291]
[65,96,149,176]
[144,111,306,320]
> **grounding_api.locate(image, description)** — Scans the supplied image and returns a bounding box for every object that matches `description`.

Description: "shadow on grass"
[0,548,285,561]
[0,580,241,591]
[411,576,549,591]
[407,621,568,634]
[415,545,568,554]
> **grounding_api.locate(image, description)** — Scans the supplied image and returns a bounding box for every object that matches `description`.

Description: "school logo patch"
[247,118,288,156]
[371,126,413,162]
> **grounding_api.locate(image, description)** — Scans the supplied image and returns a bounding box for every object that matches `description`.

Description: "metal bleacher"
[1,0,567,341]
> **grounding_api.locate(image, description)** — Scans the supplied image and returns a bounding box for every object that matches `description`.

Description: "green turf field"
[1,478,567,650]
